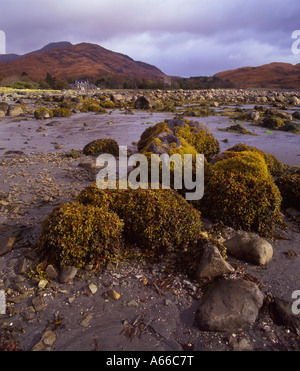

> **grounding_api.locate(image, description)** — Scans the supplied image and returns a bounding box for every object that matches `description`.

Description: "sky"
[0,0,300,77]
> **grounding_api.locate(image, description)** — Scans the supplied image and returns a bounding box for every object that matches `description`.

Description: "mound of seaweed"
[196,150,283,237]
[76,185,203,260]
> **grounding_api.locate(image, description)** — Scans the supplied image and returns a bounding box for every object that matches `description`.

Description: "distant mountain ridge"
[0,42,72,63]
[0,42,165,81]
[214,62,300,89]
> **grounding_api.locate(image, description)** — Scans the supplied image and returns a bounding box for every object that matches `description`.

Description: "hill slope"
[0,42,165,81]
[215,62,300,89]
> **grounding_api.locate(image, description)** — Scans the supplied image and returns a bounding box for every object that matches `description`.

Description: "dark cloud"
[0,0,299,76]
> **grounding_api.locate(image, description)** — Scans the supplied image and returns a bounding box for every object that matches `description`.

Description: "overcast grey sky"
[0,0,299,76]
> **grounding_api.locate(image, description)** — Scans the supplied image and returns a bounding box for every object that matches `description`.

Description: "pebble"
[80,315,93,328]
[38,279,48,289]
[127,300,139,308]
[88,283,98,295]
[59,266,78,284]
[104,290,121,300]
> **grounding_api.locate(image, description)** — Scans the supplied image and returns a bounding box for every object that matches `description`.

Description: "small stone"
[32,296,47,312]
[31,330,57,351]
[80,315,93,328]
[89,283,98,295]
[15,257,27,275]
[42,330,57,346]
[38,279,48,289]
[105,290,121,300]
[127,300,139,308]
[0,235,16,256]
[46,264,58,280]
[59,266,77,284]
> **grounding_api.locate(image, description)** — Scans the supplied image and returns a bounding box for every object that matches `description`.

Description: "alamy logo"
[96,146,204,201]
[0,30,6,55]
[0,290,5,314]
[292,290,300,315]
[292,30,300,55]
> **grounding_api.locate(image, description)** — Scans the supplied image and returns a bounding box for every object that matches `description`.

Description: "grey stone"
[8,106,24,117]
[195,244,235,282]
[59,266,78,284]
[195,279,264,332]
[46,264,58,280]
[134,96,151,109]
[224,231,273,266]
[0,234,16,256]
[32,296,47,312]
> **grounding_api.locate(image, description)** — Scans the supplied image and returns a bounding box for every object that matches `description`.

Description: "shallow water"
[0,108,299,166]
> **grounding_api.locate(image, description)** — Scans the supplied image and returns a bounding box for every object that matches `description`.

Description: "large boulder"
[195,279,264,332]
[224,231,273,266]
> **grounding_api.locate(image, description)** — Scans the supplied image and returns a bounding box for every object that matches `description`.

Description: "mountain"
[0,42,72,63]
[0,42,165,81]
[215,62,300,89]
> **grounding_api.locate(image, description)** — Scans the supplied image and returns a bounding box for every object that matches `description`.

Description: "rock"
[247,110,260,121]
[46,264,58,280]
[0,110,5,117]
[292,111,300,120]
[269,297,300,330]
[0,234,16,256]
[134,96,151,109]
[78,161,97,170]
[194,244,235,282]
[31,330,57,351]
[104,290,121,300]
[291,96,300,106]
[54,144,63,150]
[8,106,24,117]
[80,314,93,328]
[224,231,273,266]
[58,266,78,284]
[15,257,27,275]
[127,300,139,308]
[34,108,52,119]
[228,335,253,351]
[88,283,98,295]
[46,120,62,126]
[32,296,47,312]
[38,279,48,289]
[286,207,300,217]
[0,102,9,114]
[194,279,264,332]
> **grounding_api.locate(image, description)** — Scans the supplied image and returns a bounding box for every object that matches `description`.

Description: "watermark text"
[96,146,204,201]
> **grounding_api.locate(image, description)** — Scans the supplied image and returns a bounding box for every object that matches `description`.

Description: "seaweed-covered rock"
[34,107,53,120]
[77,185,202,259]
[138,119,220,162]
[52,107,72,117]
[37,202,124,269]
[262,116,284,130]
[83,138,119,156]
[198,151,282,237]
[276,172,300,210]
[227,143,287,176]
[219,123,258,136]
